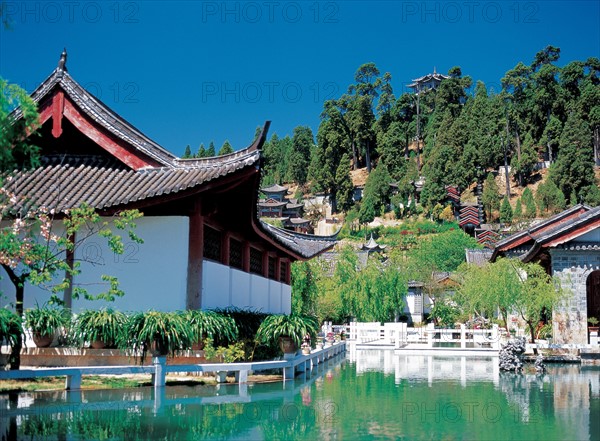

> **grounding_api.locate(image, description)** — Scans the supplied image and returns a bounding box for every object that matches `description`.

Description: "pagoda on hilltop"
[407,68,449,93]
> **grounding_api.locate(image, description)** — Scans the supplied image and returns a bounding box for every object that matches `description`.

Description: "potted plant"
[125,311,194,362]
[24,304,68,348]
[0,308,23,367]
[315,333,325,350]
[301,333,312,355]
[255,314,319,355]
[183,310,238,350]
[73,308,128,349]
[588,317,599,334]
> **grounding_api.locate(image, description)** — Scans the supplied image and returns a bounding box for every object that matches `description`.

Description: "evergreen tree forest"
[258,47,600,218]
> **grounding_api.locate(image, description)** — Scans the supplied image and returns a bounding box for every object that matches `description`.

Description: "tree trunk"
[594,125,599,166]
[527,320,538,355]
[2,265,25,370]
[330,190,338,214]
[351,140,358,170]
[515,129,523,187]
[365,140,372,173]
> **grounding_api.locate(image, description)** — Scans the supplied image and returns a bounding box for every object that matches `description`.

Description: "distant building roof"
[360,234,387,252]
[492,204,600,262]
[408,69,449,91]
[261,184,288,193]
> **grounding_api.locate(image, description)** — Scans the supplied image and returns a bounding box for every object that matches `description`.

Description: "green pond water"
[1,350,599,440]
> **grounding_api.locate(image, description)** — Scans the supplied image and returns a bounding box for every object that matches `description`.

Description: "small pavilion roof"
[261,184,288,193]
[360,234,387,252]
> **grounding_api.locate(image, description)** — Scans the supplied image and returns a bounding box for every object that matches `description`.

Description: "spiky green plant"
[124,311,194,362]
[255,314,319,348]
[183,310,238,343]
[73,308,128,348]
[24,304,68,338]
[0,308,23,354]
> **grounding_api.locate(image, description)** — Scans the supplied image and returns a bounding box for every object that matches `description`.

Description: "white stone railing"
[0,342,346,390]
[348,322,501,350]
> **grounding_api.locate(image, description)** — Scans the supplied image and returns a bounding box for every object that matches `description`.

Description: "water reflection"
[1,352,599,440]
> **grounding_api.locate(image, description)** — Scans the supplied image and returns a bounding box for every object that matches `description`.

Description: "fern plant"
[183,310,238,345]
[255,314,319,349]
[24,304,68,346]
[73,308,128,348]
[0,308,23,355]
[124,311,194,362]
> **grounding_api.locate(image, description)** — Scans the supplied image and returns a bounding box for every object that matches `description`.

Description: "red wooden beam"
[51,90,65,138]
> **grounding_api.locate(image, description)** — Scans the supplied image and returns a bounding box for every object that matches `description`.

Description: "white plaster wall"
[202,260,291,313]
[0,216,189,312]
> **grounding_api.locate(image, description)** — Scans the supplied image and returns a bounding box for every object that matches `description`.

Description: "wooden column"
[243,241,250,273]
[262,251,270,278]
[222,232,231,266]
[275,257,282,282]
[186,202,203,310]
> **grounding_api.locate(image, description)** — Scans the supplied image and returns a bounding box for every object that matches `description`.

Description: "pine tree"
[513,197,523,220]
[359,164,392,223]
[570,190,578,206]
[218,140,234,156]
[183,145,192,158]
[522,187,537,219]
[482,173,500,221]
[499,197,513,224]
[289,126,314,186]
[550,111,595,199]
[197,143,206,158]
[206,141,216,157]
[536,178,566,214]
[335,154,354,213]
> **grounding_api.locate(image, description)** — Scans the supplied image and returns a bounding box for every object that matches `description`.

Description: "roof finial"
[433,66,436,74]
[57,48,68,72]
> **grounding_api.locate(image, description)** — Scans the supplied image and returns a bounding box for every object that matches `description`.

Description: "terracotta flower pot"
[192,333,208,351]
[278,336,297,354]
[150,339,169,357]
[90,339,112,350]
[33,332,53,348]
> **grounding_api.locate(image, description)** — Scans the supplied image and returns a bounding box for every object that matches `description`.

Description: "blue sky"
[1,1,599,157]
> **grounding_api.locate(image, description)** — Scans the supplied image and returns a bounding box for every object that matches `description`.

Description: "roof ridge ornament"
[57,48,68,74]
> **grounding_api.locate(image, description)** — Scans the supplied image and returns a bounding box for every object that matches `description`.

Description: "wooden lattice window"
[250,248,263,275]
[229,238,243,270]
[280,260,289,283]
[268,256,276,280]
[203,226,222,262]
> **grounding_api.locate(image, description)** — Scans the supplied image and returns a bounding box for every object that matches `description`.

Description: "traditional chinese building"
[407,68,449,93]
[0,51,337,314]
[258,184,311,233]
[492,204,600,344]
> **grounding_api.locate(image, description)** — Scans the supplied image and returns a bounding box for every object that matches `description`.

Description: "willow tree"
[456,258,564,344]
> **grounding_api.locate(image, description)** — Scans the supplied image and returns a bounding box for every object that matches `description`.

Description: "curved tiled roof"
[259,221,338,259]
[4,148,260,213]
[4,53,337,260]
[27,68,177,168]
[492,204,600,262]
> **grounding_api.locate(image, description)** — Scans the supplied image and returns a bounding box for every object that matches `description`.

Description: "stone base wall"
[20,348,208,367]
[550,249,600,345]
